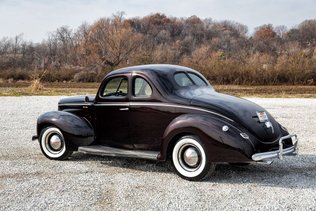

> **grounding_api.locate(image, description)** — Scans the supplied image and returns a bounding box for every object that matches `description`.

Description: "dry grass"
[28,79,44,93]
[0,81,315,97]
[214,85,316,98]
[0,82,97,96]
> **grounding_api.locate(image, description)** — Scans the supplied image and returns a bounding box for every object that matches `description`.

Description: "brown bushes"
[0,57,315,85]
[73,71,97,82]
[0,69,30,81]
[40,69,78,82]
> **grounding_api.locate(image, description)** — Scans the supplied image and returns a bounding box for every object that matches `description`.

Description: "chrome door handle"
[119,108,129,111]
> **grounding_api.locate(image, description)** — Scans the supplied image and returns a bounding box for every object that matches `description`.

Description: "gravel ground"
[0,96,316,210]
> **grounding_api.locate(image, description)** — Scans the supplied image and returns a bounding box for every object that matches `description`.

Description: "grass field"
[0,81,315,97]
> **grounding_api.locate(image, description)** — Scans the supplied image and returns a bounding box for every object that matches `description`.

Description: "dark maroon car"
[33,64,298,181]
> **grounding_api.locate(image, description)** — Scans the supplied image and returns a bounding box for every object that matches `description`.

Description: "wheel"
[39,127,73,160]
[172,136,215,181]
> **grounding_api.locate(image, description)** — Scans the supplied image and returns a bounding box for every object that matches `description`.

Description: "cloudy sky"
[0,0,315,42]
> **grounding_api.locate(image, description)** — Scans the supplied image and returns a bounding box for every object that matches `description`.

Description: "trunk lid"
[188,89,281,142]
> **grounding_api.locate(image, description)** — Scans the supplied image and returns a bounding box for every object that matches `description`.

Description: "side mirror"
[85,96,89,102]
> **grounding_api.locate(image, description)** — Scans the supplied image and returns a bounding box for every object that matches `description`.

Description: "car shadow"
[69,152,173,174]
[70,153,316,189]
[208,154,316,189]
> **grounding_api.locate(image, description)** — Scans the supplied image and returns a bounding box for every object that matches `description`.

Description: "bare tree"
[87,15,143,69]
[274,25,287,39]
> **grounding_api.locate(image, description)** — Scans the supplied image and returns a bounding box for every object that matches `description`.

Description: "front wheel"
[172,136,215,181]
[39,127,73,160]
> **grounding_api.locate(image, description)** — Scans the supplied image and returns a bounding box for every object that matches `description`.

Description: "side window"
[133,77,152,97]
[102,77,128,97]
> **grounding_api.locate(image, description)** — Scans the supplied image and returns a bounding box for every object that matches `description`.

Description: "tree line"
[0,12,316,85]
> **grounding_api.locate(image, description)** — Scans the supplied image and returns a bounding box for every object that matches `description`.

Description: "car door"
[94,74,132,149]
[129,75,177,151]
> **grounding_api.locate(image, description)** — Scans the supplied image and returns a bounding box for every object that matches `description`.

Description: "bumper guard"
[252,134,298,162]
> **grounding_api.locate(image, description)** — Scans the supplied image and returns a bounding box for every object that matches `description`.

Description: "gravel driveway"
[0,96,316,210]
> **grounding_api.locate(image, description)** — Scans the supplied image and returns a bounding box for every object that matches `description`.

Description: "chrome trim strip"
[119,107,129,111]
[78,145,159,160]
[94,103,130,107]
[59,103,94,106]
[252,134,298,162]
[60,102,234,122]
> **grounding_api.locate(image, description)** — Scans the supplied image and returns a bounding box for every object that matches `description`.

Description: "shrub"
[41,69,78,82]
[73,70,97,82]
[0,69,30,81]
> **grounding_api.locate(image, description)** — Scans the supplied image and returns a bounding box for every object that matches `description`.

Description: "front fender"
[37,111,94,147]
[159,114,254,162]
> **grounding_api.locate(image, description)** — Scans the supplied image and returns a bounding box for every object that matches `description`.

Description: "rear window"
[174,72,207,87]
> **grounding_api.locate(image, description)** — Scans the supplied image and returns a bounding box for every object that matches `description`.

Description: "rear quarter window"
[174,72,207,87]
[188,73,207,86]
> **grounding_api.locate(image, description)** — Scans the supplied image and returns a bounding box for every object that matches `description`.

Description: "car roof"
[107,64,199,76]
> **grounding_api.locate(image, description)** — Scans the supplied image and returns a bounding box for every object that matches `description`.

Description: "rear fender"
[159,114,254,162]
[37,111,94,147]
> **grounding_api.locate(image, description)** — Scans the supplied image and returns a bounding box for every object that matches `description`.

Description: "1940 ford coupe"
[33,64,298,181]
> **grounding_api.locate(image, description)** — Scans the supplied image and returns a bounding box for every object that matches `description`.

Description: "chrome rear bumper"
[252,134,298,162]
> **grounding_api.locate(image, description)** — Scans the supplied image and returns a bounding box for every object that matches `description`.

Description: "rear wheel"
[172,136,215,181]
[39,127,73,160]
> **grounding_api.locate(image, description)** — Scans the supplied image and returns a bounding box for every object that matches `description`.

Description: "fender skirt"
[37,111,94,147]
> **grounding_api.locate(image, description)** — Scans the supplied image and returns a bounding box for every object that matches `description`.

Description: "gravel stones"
[0,97,315,210]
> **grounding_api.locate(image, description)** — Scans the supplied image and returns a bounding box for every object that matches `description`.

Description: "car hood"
[187,89,281,142]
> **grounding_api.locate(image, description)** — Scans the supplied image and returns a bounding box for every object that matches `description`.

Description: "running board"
[78,145,159,160]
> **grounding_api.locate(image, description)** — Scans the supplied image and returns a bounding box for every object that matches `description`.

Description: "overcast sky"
[0,0,315,42]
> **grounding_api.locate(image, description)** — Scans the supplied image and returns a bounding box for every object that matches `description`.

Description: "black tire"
[172,135,215,181]
[39,127,73,160]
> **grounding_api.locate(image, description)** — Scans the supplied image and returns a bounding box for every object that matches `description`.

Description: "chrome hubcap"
[49,135,62,150]
[183,147,199,167]
[178,143,201,172]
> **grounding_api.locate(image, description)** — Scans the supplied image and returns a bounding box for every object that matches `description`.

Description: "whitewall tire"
[172,136,215,181]
[39,127,73,160]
